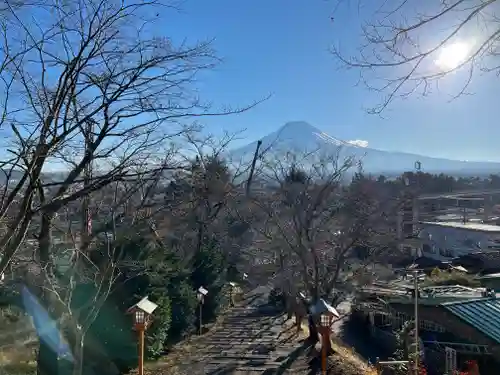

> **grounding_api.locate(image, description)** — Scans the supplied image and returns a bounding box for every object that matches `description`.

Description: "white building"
[417,221,500,261]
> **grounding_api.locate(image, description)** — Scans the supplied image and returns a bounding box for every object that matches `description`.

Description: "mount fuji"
[230,121,500,175]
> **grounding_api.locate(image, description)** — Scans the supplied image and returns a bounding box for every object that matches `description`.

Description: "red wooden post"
[138,327,144,375]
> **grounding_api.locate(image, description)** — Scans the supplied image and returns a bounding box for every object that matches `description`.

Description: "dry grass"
[330,336,378,375]
[276,319,379,375]
[0,309,38,374]
[0,350,36,375]
[290,320,372,372]
[0,362,36,375]
[0,339,37,375]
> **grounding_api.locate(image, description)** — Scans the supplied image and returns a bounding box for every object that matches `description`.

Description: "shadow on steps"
[205,362,239,375]
[265,340,314,375]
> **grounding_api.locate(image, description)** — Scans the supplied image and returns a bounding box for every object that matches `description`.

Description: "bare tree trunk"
[37,339,59,375]
[38,212,54,266]
[285,295,293,319]
[72,328,85,375]
[196,218,204,254]
[35,213,56,375]
[307,314,318,344]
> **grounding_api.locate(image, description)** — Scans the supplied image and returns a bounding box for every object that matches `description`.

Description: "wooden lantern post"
[127,296,158,375]
[311,299,340,375]
[197,286,208,335]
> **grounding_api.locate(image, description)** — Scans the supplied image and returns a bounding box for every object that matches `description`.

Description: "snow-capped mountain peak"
[229,121,500,174]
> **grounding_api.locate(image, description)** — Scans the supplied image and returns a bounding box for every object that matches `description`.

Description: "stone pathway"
[166,286,301,375]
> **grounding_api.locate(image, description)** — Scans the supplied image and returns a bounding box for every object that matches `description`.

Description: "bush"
[146,294,171,358]
[190,241,229,324]
[166,278,197,342]
[86,301,138,375]
[83,224,239,370]
[430,267,442,278]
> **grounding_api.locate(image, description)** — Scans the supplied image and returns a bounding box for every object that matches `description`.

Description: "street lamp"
[135,310,145,325]
[127,297,158,375]
[197,286,208,335]
[320,314,330,328]
[311,299,340,375]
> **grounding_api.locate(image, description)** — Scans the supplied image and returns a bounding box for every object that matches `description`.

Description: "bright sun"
[435,42,470,70]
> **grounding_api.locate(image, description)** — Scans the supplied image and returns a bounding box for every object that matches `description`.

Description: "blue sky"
[157,0,500,162]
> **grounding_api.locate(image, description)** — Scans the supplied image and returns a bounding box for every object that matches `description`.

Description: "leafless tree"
[0,2,265,373]
[6,165,176,375]
[0,0,262,276]
[251,148,396,303]
[331,0,500,113]
[148,131,262,275]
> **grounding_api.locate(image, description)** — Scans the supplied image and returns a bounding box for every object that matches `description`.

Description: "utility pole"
[411,161,422,260]
[399,161,422,256]
[246,140,262,196]
[412,269,420,375]
[413,161,421,237]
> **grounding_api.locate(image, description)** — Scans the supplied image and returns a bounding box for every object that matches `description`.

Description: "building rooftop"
[478,272,500,280]
[421,221,500,233]
[434,214,485,222]
[421,285,485,298]
[362,283,489,305]
[442,298,500,345]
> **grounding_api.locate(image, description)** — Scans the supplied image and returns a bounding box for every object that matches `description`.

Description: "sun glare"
[435,42,470,70]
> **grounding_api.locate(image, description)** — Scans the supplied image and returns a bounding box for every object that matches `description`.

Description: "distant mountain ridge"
[230,121,500,175]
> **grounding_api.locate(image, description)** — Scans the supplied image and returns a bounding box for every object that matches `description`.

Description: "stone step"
[204,336,278,345]
[233,363,280,374]
[209,358,271,364]
[218,327,267,331]
[210,333,275,338]
[221,321,261,324]
[219,352,268,357]
[207,359,280,367]
[209,335,253,339]
[201,364,228,373]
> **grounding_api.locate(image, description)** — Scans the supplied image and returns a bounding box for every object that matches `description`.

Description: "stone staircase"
[173,286,303,374]
[200,306,286,374]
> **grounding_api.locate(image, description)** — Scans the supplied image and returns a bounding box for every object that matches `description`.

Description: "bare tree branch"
[331,0,500,113]
[0,0,263,274]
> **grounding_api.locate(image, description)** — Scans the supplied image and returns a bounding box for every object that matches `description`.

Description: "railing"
[422,341,491,355]
[419,188,500,200]
[375,359,410,375]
